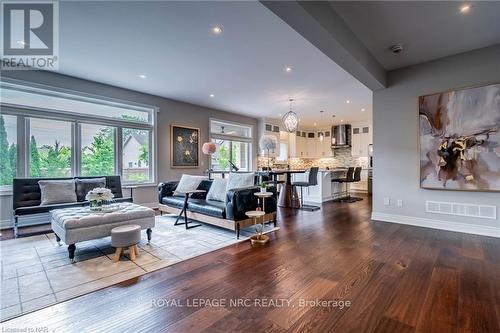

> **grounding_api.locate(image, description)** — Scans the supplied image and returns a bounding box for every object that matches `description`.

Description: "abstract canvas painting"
[171,125,199,168]
[419,83,500,191]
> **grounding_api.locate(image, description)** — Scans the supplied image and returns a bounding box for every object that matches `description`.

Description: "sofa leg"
[55,234,62,246]
[146,228,152,244]
[273,215,277,228]
[68,244,76,263]
[13,216,19,238]
[236,224,240,239]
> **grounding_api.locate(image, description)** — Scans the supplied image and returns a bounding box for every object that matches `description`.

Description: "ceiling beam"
[261,1,387,91]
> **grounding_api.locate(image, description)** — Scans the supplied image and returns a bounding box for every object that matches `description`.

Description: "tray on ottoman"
[50,202,155,262]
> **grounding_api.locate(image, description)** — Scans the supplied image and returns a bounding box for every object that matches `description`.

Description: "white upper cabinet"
[351,124,372,157]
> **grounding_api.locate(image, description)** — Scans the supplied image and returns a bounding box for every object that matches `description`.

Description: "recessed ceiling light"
[138,74,147,79]
[361,108,365,112]
[340,119,344,122]
[212,26,223,34]
[346,100,350,104]
[209,94,215,98]
[314,122,317,126]
[285,66,293,72]
[460,4,471,13]
[279,113,282,117]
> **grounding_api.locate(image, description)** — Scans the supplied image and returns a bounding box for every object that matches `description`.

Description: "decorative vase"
[89,200,102,211]
[260,187,267,193]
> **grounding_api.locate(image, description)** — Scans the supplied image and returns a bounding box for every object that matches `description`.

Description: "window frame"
[0,79,157,186]
[209,118,253,171]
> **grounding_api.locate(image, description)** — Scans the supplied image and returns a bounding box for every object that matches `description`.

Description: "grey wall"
[0,70,258,228]
[372,45,500,235]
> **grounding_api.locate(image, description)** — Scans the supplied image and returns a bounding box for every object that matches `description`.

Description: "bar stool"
[292,167,320,211]
[349,167,364,202]
[331,167,354,201]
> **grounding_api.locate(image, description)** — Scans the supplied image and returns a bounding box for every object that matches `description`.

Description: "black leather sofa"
[158,180,277,238]
[12,176,131,237]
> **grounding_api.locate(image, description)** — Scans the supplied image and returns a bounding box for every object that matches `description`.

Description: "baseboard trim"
[371,212,500,238]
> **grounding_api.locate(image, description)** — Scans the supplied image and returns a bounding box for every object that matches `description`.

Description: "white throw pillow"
[226,172,255,191]
[206,178,228,202]
[38,179,77,205]
[174,174,207,196]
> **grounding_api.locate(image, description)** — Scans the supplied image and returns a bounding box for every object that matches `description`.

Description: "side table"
[175,190,206,229]
[254,191,273,213]
[245,210,268,245]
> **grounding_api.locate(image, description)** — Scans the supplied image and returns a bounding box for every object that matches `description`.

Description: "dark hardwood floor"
[3,196,500,332]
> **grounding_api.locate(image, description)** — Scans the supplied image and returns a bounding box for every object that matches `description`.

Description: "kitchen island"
[292,169,348,204]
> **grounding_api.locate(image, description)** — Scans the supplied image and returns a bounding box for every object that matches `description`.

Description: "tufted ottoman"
[111,225,141,262]
[51,203,155,263]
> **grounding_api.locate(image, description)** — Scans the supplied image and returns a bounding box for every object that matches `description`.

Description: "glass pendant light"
[282,99,299,133]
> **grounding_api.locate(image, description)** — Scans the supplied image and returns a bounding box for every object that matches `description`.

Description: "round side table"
[254,191,273,212]
[245,210,268,245]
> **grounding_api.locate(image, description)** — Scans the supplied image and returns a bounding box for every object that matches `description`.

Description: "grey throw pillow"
[174,174,207,196]
[75,177,106,202]
[38,179,77,205]
[206,178,228,202]
[226,172,255,190]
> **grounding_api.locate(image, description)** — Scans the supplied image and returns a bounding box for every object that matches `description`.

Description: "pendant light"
[318,111,325,142]
[282,98,299,133]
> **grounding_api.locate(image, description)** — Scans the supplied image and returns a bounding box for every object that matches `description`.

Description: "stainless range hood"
[331,125,351,148]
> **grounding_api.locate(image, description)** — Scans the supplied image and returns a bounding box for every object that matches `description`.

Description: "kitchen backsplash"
[258,148,369,170]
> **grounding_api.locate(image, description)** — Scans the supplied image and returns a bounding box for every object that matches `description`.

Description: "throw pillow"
[174,174,207,196]
[75,177,106,202]
[206,178,228,202]
[226,172,255,191]
[38,179,77,205]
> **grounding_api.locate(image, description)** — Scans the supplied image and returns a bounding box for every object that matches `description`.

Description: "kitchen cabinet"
[306,134,317,158]
[351,126,371,157]
[293,132,307,158]
[316,130,332,158]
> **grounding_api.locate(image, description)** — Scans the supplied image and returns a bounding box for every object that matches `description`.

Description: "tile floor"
[0,215,278,322]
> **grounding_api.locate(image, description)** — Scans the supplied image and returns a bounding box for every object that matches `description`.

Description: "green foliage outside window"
[82,127,115,176]
[0,116,15,185]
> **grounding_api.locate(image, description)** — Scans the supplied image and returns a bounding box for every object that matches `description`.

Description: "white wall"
[372,45,500,237]
[1,70,259,229]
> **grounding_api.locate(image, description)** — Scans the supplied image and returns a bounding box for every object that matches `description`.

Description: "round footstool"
[111,224,141,262]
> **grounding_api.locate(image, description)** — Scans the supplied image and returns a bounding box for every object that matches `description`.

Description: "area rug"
[0,215,278,321]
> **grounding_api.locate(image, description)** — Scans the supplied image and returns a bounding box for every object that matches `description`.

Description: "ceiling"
[330,1,500,70]
[55,1,372,127]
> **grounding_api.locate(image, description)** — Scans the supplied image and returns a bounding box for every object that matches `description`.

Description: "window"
[209,119,252,171]
[231,141,250,171]
[0,115,17,186]
[210,139,231,171]
[210,120,251,138]
[81,124,116,176]
[29,118,72,177]
[2,82,151,124]
[122,128,151,183]
[0,79,155,185]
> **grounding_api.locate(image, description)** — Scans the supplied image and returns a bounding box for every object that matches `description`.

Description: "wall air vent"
[426,201,496,220]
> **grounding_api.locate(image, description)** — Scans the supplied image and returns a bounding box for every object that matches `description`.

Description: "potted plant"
[259,182,267,193]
